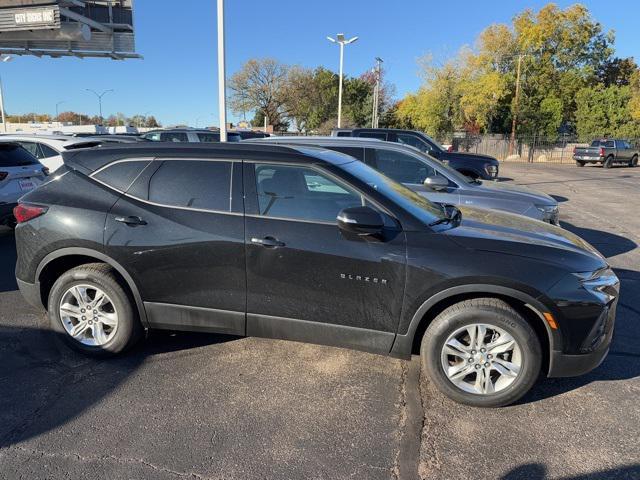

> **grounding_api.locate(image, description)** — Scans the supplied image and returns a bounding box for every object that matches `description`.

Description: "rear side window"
[371,149,436,184]
[358,132,387,140]
[17,142,43,159]
[0,144,39,166]
[93,160,151,192]
[148,160,232,211]
[40,144,59,158]
[197,133,220,143]
[160,132,188,142]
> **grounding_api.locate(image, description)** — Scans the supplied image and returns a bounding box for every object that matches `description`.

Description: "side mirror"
[424,175,449,191]
[337,206,384,236]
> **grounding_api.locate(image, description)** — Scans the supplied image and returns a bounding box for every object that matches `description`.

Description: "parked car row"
[12,137,619,408]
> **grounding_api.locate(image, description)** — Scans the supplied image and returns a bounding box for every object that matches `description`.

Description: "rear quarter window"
[92,160,152,192]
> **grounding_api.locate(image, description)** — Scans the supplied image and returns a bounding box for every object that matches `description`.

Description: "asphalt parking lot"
[1,162,639,480]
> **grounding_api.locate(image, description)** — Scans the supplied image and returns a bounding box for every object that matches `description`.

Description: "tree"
[575,85,640,140]
[229,58,290,131]
[598,57,638,87]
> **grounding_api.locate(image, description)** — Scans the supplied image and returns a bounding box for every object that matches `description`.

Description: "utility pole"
[217,0,228,141]
[508,54,523,156]
[0,76,6,133]
[56,100,66,123]
[371,57,383,128]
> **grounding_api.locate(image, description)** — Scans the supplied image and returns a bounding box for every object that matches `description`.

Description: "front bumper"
[548,301,617,377]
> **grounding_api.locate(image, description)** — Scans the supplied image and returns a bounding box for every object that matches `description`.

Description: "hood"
[472,180,557,206]
[443,151,499,165]
[444,206,606,272]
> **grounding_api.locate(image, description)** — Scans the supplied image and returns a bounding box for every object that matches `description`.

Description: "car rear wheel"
[630,155,638,167]
[576,160,585,167]
[420,298,541,407]
[48,263,142,356]
[603,156,614,168]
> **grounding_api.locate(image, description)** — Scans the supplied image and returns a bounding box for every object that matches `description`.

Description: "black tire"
[630,155,638,167]
[420,298,542,408]
[576,160,585,167]
[47,263,142,356]
[603,156,613,169]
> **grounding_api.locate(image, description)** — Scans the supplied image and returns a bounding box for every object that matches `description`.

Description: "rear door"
[615,140,630,162]
[243,160,407,353]
[103,157,246,334]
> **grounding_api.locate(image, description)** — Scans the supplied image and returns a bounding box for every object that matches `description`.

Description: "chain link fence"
[449,134,640,163]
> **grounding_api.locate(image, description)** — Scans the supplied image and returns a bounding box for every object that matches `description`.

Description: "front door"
[243,161,407,354]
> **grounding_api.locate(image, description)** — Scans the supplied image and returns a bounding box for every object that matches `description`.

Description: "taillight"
[599,147,605,156]
[13,203,48,223]
[0,171,7,181]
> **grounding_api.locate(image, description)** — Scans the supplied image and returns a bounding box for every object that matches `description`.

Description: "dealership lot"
[0,163,638,480]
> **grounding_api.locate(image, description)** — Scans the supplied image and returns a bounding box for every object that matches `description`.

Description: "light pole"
[85,89,114,124]
[327,33,358,128]
[217,0,228,141]
[0,54,13,133]
[56,100,66,123]
[371,57,383,128]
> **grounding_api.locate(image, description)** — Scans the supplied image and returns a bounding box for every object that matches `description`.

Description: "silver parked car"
[248,136,559,224]
[0,143,48,227]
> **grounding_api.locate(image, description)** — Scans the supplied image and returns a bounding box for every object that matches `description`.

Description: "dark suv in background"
[14,143,618,407]
[334,128,500,180]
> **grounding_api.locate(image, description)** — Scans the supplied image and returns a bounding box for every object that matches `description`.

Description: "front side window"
[143,132,162,142]
[149,160,232,211]
[197,133,220,143]
[255,164,364,223]
[371,149,436,184]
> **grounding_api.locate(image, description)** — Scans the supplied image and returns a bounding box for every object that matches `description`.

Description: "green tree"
[575,85,640,140]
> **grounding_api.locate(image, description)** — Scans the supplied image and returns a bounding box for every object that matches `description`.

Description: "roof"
[0,134,94,144]
[61,142,356,174]
[246,135,406,149]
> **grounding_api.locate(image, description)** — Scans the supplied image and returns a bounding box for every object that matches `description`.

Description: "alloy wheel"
[440,323,522,395]
[59,284,119,346]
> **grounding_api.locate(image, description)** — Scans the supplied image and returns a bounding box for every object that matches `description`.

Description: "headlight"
[485,165,498,176]
[535,204,558,214]
[573,267,619,304]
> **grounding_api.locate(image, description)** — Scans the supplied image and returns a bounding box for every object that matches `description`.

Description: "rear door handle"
[115,215,147,226]
[251,236,285,248]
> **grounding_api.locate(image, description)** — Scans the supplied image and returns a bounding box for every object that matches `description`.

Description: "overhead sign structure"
[0,0,140,60]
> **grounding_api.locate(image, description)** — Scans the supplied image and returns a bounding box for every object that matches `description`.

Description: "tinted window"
[358,132,387,140]
[335,131,352,137]
[160,132,189,142]
[40,144,59,158]
[327,146,365,161]
[255,164,363,222]
[197,133,220,143]
[17,142,43,159]
[149,160,232,211]
[143,132,162,141]
[93,160,151,192]
[396,133,430,153]
[591,140,615,148]
[0,144,39,167]
[371,149,436,184]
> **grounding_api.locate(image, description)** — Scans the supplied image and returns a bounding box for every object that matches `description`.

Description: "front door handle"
[251,236,285,248]
[115,215,147,226]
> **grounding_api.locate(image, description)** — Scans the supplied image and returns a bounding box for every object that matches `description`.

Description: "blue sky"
[3,0,639,126]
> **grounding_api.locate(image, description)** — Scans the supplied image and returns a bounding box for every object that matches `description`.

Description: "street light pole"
[371,57,383,128]
[56,100,66,123]
[217,0,228,142]
[0,55,13,133]
[85,89,114,124]
[327,33,358,128]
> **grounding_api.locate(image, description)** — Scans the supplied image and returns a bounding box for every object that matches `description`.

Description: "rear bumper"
[17,278,43,310]
[573,155,603,163]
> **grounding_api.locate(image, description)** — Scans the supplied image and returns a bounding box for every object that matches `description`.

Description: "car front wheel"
[48,263,142,356]
[421,298,541,407]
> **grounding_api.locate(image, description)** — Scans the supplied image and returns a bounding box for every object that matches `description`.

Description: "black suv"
[334,128,500,180]
[15,143,618,407]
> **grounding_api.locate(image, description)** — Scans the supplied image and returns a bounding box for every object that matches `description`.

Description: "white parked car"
[0,134,105,172]
[0,143,48,227]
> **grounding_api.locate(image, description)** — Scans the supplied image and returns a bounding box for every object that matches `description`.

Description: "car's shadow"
[560,221,637,258]
[501,463,640,480]
[0,226,17,292]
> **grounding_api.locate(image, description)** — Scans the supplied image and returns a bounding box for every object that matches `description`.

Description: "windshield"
[340,159,446,225]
